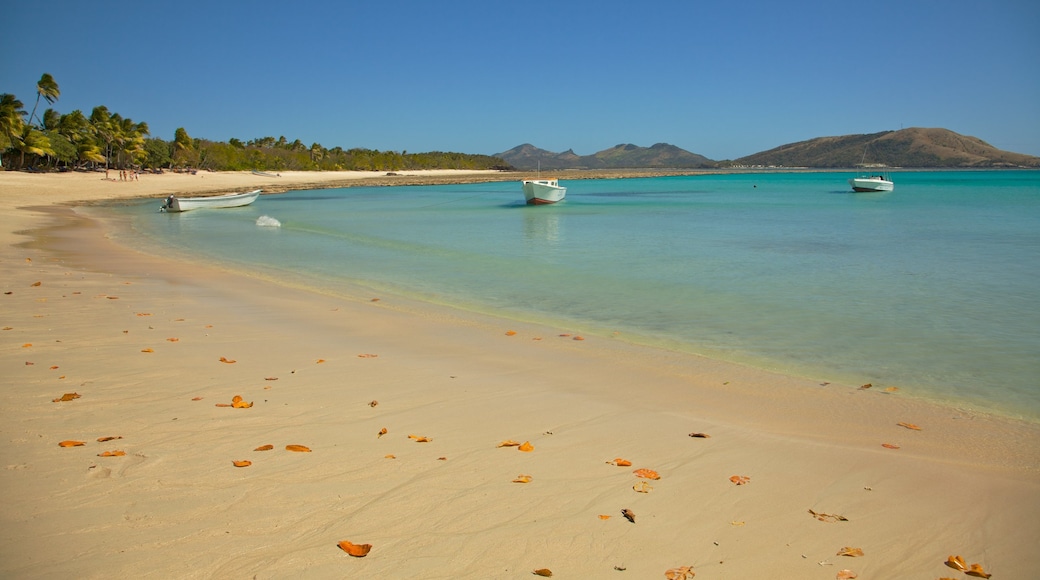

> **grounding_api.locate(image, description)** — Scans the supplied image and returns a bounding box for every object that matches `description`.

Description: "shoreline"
[2,170,1038,577]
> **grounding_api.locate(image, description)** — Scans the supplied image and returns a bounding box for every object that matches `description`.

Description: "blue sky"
[3,0,1038,160]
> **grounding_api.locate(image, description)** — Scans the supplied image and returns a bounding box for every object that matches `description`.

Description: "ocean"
[102,170,1040,420]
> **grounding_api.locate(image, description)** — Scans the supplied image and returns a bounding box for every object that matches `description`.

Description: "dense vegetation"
[1,74,511,172]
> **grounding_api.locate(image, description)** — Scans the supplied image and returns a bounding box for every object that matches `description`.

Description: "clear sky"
[3,0,1038,160]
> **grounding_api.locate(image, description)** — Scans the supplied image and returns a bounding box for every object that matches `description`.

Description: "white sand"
[1,170,1037,579]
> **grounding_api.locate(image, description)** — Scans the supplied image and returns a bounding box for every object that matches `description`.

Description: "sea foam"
[256,215,281,228]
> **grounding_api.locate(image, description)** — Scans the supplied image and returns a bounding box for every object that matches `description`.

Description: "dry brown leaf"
[881,443,900,449]
[219,356,236,363]
[97,436,122,442]
[232,460,251,467]
[437,456,447,461]
[231,395,253,409]
[633,481,653,493]
[408,434,432,443]
[384,454,396,459]
[286,444,312,452]
[378,427,388,438]
[337,540,372,557]
[513,474,533,483]
[141,348,154,353]
[370,297,380,302]
[688,432,711,438]
[316,358,326,363]
[214,403,232,407]
[573,336,585,341]
[518,441,534,452]
[730,521,745,526]
[58,440,85,447]
[945,556,968,571]
[50,365,59,370]
[22,343,32,348]
[633,468,660,480]
[966,563,992,578]
[106,296,119,300]
[729,475,751,485]
[98,450,126,457]
[598,514,611,520]
[858,383,872,390]
[191,396,203,401]
[264,376,278,381]
[664,565,695,579]
[254,444,274,451]
[836,570,858,580]
[505,330,517,336]
[136,312,151,316]
[609,458,633,466]
[809,509,848,522]
[357,353,378,358]
[883,386,900,392]
[369,400,378,407]
[532,569,553,577]
[497,440,521,447]
[621,508,636,523]
[166,337,179,342]
[837,546,864,557]
[52,392,81,402]
[31,281,41,287]
[897,422,922,430]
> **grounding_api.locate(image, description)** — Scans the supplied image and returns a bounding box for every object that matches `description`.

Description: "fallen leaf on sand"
[513,474,533,483]
[59,440,85,447]
[966,563,992,578]
[31,281,41,287]
[897,422,922,430]
[25,361,34,365]
[232,460,251,467]
[809,509,848,522]
[219,356,236,364]
[837,547,864,557]
[858,383,872,390]
[505,330,517,336]
[264,377,278,381]
[166,337,179,342]
[141,348,154,353]
[378,428,388,438]
[533,569,553,577]
[97,436,122,442]
[881,443,900,449]
[357,353,378,358]
[664,565,695,579]
[369,400,378,407]
[437,456,447,461]
[688,432,711,438]
[370,298,380,302]
[409,434,432,443]
[573,335,585,341]
[52,392,81,402]
[254,444,274,451]
[633,481,653,493]
[609,458,632,467]
[497,440,521,447]
[315,358,325,364]
[385,454,396,459]
[633,468,660,480]
[2,327,11,330]
[191,396,203,401]
[231,395,253,409]
[337,540,372,557]
[518,441,534,452]
[98,450,126,457]
[286,445,312,452]
[730,521,745,526]
[50,365,59,370]
[884,386,899,392]
[136,312,151,316]
[836,570,858,580]
[22,343,31,348]
[107,296,119,300]
[599,515,611,520]
[945,556,968,571]
[729,475,751,485]
[621,508,636,523]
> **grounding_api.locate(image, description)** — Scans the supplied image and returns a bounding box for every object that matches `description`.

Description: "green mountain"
[733,128,1040,168]
[495,143,715,170]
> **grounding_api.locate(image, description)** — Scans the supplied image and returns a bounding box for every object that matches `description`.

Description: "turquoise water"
[107,171,1040,419]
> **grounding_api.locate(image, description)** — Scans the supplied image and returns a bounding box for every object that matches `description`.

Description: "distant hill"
[733,128,1040,168]
[495,143,716,170]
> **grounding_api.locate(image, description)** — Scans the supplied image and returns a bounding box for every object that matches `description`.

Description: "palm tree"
[1,93,27,167]
[89,106,114,168]
[28,73,60,129]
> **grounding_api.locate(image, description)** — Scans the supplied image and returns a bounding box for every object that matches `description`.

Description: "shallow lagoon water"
[107,170,1040,419]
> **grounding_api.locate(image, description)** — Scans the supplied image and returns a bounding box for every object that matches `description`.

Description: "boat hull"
[848,177,894,192]
[521,180,566,205]
[162,189,261,212]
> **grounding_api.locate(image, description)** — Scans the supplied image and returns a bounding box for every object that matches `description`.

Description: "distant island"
[496,128,1040,171]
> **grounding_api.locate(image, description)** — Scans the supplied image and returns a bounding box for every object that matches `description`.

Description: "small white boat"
[848,175,894,192]
[161,189,261,212]
[521,179,566,205]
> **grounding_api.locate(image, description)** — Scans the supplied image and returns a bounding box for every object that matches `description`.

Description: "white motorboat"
[848,175,894,192]
[521,179,566,205]
[161,189,261,212]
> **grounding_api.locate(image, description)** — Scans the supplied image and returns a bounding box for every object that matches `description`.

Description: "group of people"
[105,168,139,182]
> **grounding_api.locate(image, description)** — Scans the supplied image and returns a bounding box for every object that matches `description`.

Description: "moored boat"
[848,175,894,192]
[521,179,566,205]
[161,189,261,212]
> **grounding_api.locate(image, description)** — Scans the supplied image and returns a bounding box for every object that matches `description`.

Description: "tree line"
[2,74,512,172]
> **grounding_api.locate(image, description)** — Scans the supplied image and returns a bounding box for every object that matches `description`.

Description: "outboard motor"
[160,195,174,212]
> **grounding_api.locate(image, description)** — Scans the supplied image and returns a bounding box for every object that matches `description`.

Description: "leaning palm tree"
[1,93,26,167]
[28,73,60,129]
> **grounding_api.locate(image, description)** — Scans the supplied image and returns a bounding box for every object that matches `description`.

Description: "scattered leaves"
[232,460,251,467]
[384,454,396,459]
[633,468,660,480]
[966,563,992,578]
[897,422,922,430]
[533,569,553,577]
[97,436,122,442]
[286,444,312,452]
[809,509,848,522]
[254,444,274,451]
[497,440,521,448]
[98,450,126,457]
[881,443,900,449]
[633,481,653,493]
[945,556,968,571]
[219,356,236,363]
[166,337,179,342]
[688,432,711,438]
[729,475,751,485]
[191,396,203,401]
[264,376,278,381]
[58,440,85,447]
[836,570,858,580]
[518,441,534,452]
[141,348,154,353]
[52,392,81,402]
[229,395,253,408]
[598,514,611,520]
[664,565,695,579]
[608,458,632,467]
[513,474,533,483]
[408,434,432,443]
[505,330,517,336]
[337,540,372,557]
[836,547,864,557]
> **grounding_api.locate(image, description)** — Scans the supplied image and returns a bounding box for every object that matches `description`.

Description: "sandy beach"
[1,170,1038,579]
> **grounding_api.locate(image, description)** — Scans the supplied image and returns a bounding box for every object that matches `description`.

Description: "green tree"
[89,106,115,168]
[172,127,196,167]
[143,138,172,168]
[1,93,26,167]
[28,73,60,128]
